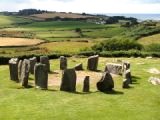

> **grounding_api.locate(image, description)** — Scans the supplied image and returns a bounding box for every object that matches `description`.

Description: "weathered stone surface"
[18,60,23,82]
[34,63,48,89]
[9,58,19,82]
[97,71,114,92]
[40,56,50,72]
[29,57,37,74]
[123,69,132,88]
[60,56,67,70]
[105,63,122,75]
[87,55,99,71]
[21,59,30,88]
[74,63,83,71]
[83,76,90,92]
[122,61,130,71]
[60,69,77,92]
[148,77,160,85]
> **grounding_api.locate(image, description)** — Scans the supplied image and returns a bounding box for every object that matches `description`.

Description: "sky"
[0,0,160,13]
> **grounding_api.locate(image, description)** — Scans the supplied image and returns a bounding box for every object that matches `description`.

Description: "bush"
[145,44,160,52]
[92,38,143,51]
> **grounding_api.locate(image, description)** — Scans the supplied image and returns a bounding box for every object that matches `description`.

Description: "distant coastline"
[105,13,160,21]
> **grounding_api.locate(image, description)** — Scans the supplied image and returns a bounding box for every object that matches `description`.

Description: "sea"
[105,13,160,21]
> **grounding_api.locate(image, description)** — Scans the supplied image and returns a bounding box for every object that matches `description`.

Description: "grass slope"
[138,33,160,45]
[0,57,160,120]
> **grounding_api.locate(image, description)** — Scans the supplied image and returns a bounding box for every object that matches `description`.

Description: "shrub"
[92,38,143,51]
[145,44,160,52]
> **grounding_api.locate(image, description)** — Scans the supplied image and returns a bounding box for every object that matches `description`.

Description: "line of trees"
[18,9,47,16]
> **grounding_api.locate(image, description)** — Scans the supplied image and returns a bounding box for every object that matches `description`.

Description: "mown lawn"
[0,57,160,120]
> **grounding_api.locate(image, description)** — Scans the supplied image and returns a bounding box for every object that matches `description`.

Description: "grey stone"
[123,69,132,88]
[29,57,37,74]
[60,69,77,92]
[34,63,48,89]
[74,63,83,71]
[148,77,160,85]
[40,56,50,72]
[83,76,90,92]
[60,56,67,70]
[87,55,99,71]
[97,71,114,92]
[18,60,23,82]
[122,61,130,71]
[21,59,30,88]
[105,63,122,75]
[9,58,19,82]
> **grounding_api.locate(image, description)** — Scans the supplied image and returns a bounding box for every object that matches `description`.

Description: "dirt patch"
[48,70,119,87]
[0,37,44,47]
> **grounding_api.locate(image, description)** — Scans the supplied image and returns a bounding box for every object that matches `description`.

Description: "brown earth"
[0,37,44,46]
[30,12,94,20]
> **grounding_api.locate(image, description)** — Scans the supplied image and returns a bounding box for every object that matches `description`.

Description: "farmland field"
[138,33,160,45]
[0,37,44,46]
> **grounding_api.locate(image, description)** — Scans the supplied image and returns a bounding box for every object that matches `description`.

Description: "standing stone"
[87,55,99,71]
[18,60,23,82]
[83,76,90,92]
[40,56,50,72]
[60,69,76,92]
[21,59,30,88]
[74,63,83,71]
[105,63,122,75]
[9,58,19,82]
[29,57,37,74]
[60,56,67,70]
[97,71,114,92]
[122,61,130,71]
[123,69,132,88]
[34,63,48,89]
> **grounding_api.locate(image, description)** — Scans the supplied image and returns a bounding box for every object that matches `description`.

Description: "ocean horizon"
[104,13,160,21]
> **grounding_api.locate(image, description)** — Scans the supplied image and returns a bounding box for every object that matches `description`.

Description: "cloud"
[0,0,160,13]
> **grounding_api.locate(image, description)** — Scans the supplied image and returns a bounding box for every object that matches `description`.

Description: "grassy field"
[0,15,32,28]
[138,33,160,45]
[0,57,160,120]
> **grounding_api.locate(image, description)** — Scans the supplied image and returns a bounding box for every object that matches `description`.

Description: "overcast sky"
[0,0,160,13]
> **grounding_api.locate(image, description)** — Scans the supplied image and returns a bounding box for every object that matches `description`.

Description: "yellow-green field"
[138,33,160,45]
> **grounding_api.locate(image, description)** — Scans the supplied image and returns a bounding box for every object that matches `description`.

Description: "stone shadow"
[101,90,124,95]
[132,76,141,84]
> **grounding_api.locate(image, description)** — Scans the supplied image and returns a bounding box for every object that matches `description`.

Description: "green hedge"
[0,53,71,65]
[0,51,160,65]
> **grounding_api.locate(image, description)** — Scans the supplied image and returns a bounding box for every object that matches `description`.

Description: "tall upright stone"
[122,61,130,71]
[40,56,50,72]
[97,71,114,92]
[9,58,19,82]
[83,76,90,92]
[123,69,132,88]
[34,63,48,89]
[87,55,99,71]
[21,59,30,88]
[60,56,67,70]
[29,57,37,74]
[18,60,23,82]
[60,69,76,92]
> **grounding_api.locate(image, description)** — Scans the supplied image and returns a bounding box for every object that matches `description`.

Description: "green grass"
[0,15,32,28]
[0,57,160,120]
[138,33,160,45]
[21,21,105,31]
[83,27,126,38]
